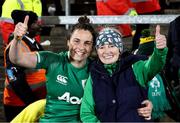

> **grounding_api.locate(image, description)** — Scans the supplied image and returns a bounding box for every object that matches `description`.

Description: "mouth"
[76,51,84,56]
[69,48,88,61]
[103,54,114,59]
[74,49,86,56]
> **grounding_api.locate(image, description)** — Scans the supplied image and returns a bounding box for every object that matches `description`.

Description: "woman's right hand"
[13,15,29,40]
[137,100,153,120]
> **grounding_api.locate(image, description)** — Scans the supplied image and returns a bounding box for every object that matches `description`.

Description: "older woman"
[81,26,167,122]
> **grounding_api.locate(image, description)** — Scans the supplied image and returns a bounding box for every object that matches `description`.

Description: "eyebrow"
[73,38,80,40]
[85,40,93,42]
[72,37,93,43]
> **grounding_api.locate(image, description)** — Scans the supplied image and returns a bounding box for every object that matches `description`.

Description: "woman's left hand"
[137,100,153,120]
[155,25,167,49]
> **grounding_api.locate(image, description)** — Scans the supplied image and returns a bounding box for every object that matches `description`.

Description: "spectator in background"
[3,10,46,122]
[131,0,161,51]
[40,0,64,36]
[41,0,64,15]
[95,0,137,37]
[0,0,42,47]
[80,25,167,122]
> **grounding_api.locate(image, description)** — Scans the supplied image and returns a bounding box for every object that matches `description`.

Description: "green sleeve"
[36,51,59,69]
[133,47,168,87]
[80,75,100,123]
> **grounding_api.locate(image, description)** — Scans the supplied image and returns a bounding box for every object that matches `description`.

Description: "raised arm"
[133,25,168,86]
[144,25,167,74]
[9,16,37,68]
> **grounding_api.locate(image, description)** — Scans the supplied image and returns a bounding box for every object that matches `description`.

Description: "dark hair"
[66,16,97,45]
[11,10,38,28]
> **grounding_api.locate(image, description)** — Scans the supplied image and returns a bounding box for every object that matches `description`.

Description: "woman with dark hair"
[9,15,96,122]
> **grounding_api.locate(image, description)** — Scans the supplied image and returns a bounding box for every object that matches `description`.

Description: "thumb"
[155,25,161,36]
[24,15,29,26]
[141,100,151,106]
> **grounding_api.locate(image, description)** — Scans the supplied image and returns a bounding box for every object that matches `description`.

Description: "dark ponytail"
[66,16,97,45]
[78,16,90,24]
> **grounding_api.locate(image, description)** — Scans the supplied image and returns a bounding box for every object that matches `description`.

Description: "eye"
[84,41,93,46]
[73,39,80,44]
[98,45,104,49]
[109,45,115,48]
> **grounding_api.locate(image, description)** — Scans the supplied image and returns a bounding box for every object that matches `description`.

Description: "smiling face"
[67,29,93,64]
[97,43,120,64]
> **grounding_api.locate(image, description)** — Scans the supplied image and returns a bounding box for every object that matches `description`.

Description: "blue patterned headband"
[96,28,123,52]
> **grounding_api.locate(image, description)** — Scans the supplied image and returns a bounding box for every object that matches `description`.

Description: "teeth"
[76,51,84,56]
[103,55,113,59]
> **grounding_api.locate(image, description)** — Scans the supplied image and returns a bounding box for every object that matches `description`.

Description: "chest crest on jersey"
[56,74,68,85]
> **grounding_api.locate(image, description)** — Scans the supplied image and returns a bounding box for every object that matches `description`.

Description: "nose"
[103,46,113,55]
[78,42,85,50]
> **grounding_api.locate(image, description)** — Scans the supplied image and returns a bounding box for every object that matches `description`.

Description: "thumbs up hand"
[155,25,167,49]
[13,15,29,40]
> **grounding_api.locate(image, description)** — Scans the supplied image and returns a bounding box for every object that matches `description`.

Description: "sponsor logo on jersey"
[56,74,68,85]
[58,92,82,104]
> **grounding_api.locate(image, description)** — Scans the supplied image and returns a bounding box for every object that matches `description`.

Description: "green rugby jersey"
[36,51,89,122]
